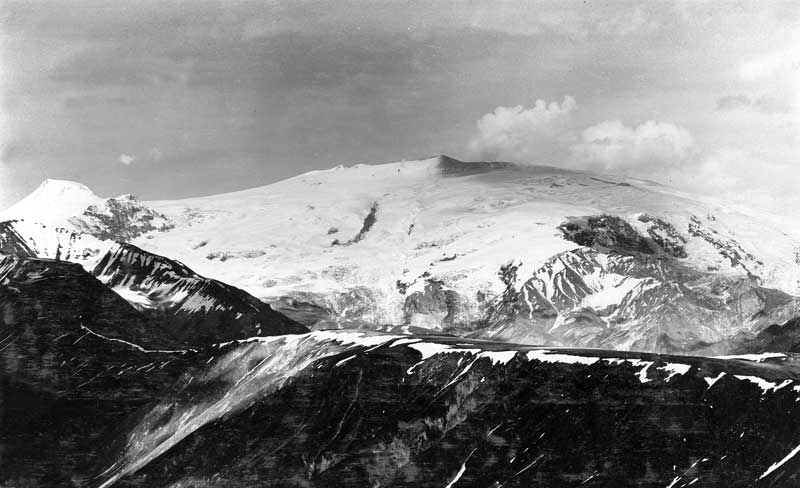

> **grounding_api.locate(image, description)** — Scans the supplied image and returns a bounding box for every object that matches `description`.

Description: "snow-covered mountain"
[1,179,173,241]
[4,155,800,353]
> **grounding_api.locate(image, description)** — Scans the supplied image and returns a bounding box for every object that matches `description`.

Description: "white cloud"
[738,47,800,83]
[571,120,694,171]
[119,153,135,165]
[469,97,693,173]
[468,96,577,163]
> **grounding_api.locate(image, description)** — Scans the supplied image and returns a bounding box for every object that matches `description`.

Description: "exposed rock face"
[478,247,800,353]
[403,279,464,330]
[69,194,174,241]
[558,215,657,255]
[720,317,800,355]
[93,243,308,344]
[269,295,337,327]
[331,202,379,246]
[0,179,174,241]
[0,220,38,257]
[688,214,764,277]
[78,332,800,488]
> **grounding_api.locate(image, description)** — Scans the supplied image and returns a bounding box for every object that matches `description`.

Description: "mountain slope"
[90,331,800,488]
[92,241,308,342]
[0,254,172,347]
[0,220,308,344]
[476,246,800,353]
[0,256,199,486]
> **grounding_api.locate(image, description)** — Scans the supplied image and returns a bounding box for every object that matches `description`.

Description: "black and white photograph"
[2,1,800,486]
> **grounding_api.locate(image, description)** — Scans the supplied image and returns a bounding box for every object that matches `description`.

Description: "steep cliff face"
[84,331,800,488]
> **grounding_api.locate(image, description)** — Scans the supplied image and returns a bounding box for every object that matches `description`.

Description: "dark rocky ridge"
[0,255,172,348]
[93,243,308,345]
[436,155,516,176]
[0,254,201,487]
[89,333,800,488]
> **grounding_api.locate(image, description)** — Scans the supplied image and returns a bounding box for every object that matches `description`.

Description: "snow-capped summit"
[1,179,174,241]
[1,179,103,227]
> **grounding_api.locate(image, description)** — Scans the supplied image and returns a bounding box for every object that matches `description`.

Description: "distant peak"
[435,155,515,176]
[0,178,104,226]
[35,179,96,196]
[435,155,463,164]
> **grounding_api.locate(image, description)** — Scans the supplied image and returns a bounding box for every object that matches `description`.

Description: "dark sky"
[1,0,798,213]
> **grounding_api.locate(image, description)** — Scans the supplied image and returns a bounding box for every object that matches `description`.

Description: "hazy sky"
[1,1,798,213]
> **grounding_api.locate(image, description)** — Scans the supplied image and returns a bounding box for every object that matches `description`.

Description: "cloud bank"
[469,97,693,172]
[468,94,798,216]
[573,120,693,171]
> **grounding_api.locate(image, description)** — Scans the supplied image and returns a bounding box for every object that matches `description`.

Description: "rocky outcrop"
[477,247,800,353]
[558,214,687,258]
[331,202,379,246]
[69,194,174,241]
[403,278,464,330]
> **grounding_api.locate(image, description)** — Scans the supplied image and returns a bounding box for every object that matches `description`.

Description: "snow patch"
[658,363,692,382]
[525,350,600,365]
[713,353,786,362]
[733,375,793,395]
[704,372,726,389]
